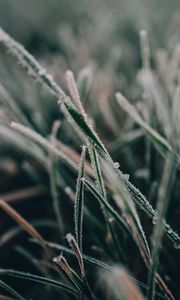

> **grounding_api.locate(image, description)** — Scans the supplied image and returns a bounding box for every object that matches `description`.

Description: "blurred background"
[0,0,180,299]
[0,0,180,78]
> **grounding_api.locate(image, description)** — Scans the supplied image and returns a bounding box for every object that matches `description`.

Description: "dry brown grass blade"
[155,273,175,300]
[0,199,49,254]
[0,296,15,300]
[0,186,45,203]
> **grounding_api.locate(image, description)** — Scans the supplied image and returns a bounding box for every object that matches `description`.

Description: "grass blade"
[0,280,25,300]
[0,28,65,99]
[117,167,180,247]
[49,121,64,237]
[0,199,48,254]
[147,155,175,300]
[74,145,86,252]
[115,92,172,157]
[0,269,77,296]
[0,82,31,127]
[101,159,151,258]
[89,146,106,199]
[66,233,85,278]
[82,176,175,300]
[49,158,64,237]
[65,70,88,121]
[88,146,120,257]
[53,254,96,299]
[63,98,108,157]
[83,178,132,237]
[11,122,78,173]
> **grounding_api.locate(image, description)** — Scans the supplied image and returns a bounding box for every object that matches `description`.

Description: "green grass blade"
[88,146,120,257]
[0,279,25,300]
[108,217,126,261]
[119,168,180,247]
[88,146,106,198]
[101,159,151,258]
[88,145,108,223]
[74,145,86,252]
[0,269,77,296]
[83,178,132,237]
[63,99,108,157]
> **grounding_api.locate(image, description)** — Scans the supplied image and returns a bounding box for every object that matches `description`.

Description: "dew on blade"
[113,162,120,169]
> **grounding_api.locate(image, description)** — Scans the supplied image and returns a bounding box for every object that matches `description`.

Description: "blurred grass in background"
[0,0,180,299]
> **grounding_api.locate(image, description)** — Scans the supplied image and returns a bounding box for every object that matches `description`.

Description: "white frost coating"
[113,162,120,169]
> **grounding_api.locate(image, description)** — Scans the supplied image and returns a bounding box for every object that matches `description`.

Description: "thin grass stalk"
[108,218,127,261]
[0,199,49,255]
[140,30,152,182]
[11,122,78,172]
[74,145,86,252]
[83,179,133,238]
[65,70,88,122]
[0,280,25,300]
[88,146,106,199]
[49,159,64,237]
[66,233,85,278]
[0,82,31,127]
[88,145,122,256]
[115,92,172,157]
[0,269,77,296]
[49,121,64,237]
[53,254,96,300]
[147,155,176,300]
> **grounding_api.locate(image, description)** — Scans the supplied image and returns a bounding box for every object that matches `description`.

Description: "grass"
[0,2,179,299]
